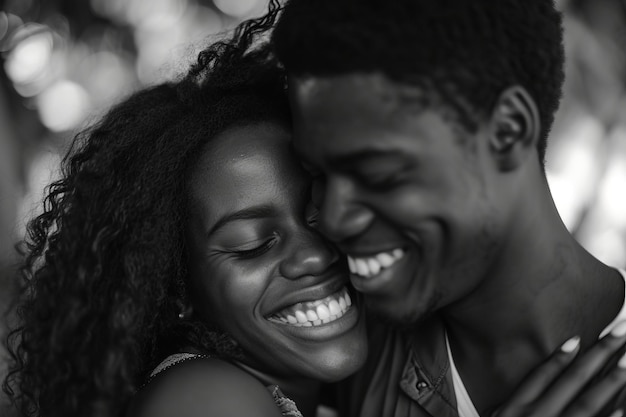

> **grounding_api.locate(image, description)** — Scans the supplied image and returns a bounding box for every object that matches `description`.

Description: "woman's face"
[185,121,367,382]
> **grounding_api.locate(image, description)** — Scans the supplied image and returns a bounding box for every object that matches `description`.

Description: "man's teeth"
[269,287,352,327]
[347,248,404,278]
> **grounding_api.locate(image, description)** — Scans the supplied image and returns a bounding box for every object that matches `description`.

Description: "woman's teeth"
[269,287,352,327]
[347,248,404,279]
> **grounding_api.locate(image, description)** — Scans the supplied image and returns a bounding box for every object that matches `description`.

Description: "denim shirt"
[336,316,459,417]
[338,268,626,417]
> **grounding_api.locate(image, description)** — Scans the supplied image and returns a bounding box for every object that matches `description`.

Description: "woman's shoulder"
[128,356,283,417]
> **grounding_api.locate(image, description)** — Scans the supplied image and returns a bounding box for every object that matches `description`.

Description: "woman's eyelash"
[233,238,276,258]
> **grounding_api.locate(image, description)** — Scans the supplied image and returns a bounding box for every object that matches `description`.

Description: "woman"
[2,6,368,416]
[3,4,626,417]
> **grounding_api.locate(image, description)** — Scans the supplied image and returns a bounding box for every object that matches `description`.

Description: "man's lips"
[347,247,405,279]
[345,246,413,295]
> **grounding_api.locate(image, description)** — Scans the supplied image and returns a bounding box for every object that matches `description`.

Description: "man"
[271,1,626,415]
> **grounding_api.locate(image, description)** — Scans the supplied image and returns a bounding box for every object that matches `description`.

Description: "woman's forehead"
[186,122,306,227]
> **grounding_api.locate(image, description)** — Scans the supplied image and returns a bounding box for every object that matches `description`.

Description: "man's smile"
[347,248,405,279]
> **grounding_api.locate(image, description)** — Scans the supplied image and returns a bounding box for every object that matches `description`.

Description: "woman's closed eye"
[230,235,278,259]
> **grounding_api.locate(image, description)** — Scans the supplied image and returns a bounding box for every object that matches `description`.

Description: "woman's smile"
[267,285,352,327]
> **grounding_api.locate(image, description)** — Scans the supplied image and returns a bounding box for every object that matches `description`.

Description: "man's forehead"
[287,73,431,115]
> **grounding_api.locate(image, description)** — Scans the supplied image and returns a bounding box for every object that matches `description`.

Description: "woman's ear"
[488,85,540,171]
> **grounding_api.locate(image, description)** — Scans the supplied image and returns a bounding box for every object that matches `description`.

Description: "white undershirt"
[445,268,626,417]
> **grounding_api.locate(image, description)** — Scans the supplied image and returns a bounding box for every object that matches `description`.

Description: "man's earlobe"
[488,86,540,170]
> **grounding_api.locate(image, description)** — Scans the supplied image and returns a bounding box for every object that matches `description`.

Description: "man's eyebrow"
[208,205,275,236]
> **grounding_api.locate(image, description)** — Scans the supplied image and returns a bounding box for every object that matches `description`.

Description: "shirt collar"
[400,317,459,417]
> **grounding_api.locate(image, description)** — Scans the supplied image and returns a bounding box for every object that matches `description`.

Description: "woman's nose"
[279,229,339,279]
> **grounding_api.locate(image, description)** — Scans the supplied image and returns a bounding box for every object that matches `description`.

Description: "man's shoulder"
[128,357,282,417]
[336,317,452,416]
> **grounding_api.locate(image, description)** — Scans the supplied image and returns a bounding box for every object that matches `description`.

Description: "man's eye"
[361,172,403,190]
[233,238,276,258]
[305,202,319,228]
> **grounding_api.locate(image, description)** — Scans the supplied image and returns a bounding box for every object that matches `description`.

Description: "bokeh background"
[0,0,625,414]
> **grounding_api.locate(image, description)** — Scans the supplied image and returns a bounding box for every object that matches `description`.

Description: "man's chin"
[364,297,436,329]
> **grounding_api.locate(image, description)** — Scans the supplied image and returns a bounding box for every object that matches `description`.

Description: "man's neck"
[440,195,624,415]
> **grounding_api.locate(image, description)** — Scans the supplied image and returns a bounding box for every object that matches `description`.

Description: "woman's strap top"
[148,353,303,417]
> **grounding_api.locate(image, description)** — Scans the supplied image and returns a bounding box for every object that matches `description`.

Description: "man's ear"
[488,85,540,171]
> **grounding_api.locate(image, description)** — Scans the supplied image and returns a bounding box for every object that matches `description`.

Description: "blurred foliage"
[0,0,271,259]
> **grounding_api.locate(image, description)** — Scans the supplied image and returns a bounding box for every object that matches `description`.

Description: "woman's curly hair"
[2,2,287,416]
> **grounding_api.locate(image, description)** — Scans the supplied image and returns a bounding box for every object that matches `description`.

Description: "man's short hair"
[273,0,565,163]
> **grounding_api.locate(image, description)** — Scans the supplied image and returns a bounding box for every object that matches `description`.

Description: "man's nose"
[318,177,374,243]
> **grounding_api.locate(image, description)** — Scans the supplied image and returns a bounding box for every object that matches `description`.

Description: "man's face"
[289,73,506,324]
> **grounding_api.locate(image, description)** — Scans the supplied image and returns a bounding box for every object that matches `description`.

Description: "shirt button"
[416,381,428,390]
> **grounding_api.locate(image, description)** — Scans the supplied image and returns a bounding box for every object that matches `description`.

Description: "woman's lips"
[267,286,352,327]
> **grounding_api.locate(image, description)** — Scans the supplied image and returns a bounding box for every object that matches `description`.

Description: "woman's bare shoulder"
[128,357,282,417]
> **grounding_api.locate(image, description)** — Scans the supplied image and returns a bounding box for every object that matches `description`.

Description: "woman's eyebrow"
[208,204,275,236]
